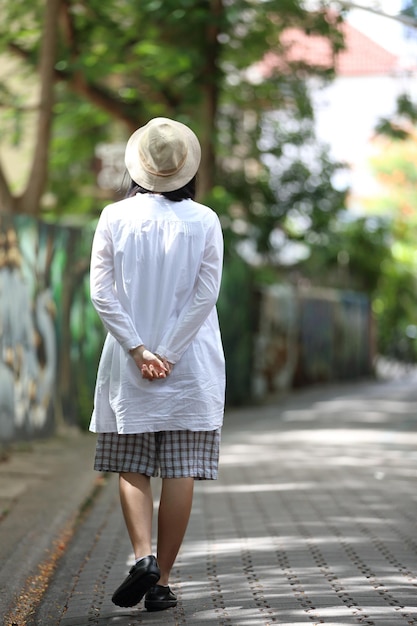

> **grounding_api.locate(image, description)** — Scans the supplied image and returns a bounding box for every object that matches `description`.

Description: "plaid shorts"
[94,429,221,480]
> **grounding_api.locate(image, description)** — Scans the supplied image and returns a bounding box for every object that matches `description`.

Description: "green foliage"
[360,130,417,362]
[298,215,392,293]
[0,0,345,220]
[375,94,417,141]
[401,0,417,19]
[373,261,417,362]
[0,0,354,420]
[217,253,257,405]
[212,110,347,266]
[47,93,112,218]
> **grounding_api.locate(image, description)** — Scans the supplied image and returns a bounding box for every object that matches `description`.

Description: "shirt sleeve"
[90,206,143,352]
[155,213,224,363]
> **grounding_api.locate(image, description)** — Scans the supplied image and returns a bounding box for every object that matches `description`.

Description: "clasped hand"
[129,345,173,381]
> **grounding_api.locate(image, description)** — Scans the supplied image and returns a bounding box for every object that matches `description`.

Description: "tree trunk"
[0,164,14,214]
[198,0,223,200]
[19,0,60,216]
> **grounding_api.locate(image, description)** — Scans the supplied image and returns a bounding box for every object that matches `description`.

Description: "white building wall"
[311,3,417,209]
[311,73,415,206]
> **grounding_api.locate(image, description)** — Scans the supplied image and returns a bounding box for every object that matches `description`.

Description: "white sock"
[135,554,152,564]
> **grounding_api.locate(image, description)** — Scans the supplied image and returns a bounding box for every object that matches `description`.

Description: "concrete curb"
[0,430,98,624]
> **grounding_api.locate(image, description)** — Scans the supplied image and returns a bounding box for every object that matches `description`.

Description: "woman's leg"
[119,472,153,559]
[157,477,194,585]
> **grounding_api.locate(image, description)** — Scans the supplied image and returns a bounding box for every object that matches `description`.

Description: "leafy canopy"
[0,0,347,273]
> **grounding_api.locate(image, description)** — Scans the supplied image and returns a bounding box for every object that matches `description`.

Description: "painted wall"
[0,216,57,440]
[252,285,374,399]
[0,214,100,442]
[0,215,374,442]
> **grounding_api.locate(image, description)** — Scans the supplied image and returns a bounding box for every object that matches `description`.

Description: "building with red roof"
[254,16,417,208]
[277,21,400,77]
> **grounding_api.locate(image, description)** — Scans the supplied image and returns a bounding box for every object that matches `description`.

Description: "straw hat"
[124,117,201,192]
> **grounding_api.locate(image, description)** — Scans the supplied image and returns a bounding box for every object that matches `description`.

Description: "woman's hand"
[155,354,173,376]
[129,345,172,381]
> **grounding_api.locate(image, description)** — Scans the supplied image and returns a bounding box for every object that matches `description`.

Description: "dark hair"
[125,175,196,202]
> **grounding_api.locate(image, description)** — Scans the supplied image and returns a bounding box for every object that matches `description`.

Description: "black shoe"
[145,584,177,612]
[112,555,160,607]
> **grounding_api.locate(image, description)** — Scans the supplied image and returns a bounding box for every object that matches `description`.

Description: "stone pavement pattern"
[4,373,417,625]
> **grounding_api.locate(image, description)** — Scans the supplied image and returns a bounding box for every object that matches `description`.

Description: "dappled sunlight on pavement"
[5,374,417,625]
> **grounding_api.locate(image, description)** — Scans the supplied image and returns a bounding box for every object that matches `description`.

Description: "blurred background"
[0,0,416,441]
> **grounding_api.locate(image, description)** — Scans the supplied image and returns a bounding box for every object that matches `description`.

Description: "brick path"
[28,374,417,624]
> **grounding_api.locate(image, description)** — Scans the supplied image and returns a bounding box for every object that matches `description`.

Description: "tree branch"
[20,0,61,215]
[336,1,417,29]
[0,159,14,213]
[66,72,144,132]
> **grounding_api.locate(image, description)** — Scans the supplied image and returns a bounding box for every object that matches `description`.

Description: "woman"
[89,117,225,612]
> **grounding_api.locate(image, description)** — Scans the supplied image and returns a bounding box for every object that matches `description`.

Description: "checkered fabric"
[94,429,221,480]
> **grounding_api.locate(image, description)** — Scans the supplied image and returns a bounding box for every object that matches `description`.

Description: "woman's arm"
[155,214,224,363]
[90,207,143,352]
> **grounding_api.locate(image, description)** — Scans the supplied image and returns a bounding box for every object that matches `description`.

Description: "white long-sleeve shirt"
[89,193,225,434]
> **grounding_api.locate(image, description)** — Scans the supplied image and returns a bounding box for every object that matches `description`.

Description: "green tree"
[363,134,417,361]
[0,0,350,415]
[296,215,392,294]
[0,0,60,215]
[0,0,345,224]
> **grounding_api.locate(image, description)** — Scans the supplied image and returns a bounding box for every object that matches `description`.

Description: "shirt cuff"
[121,338,143,353]
[155,345,179,364]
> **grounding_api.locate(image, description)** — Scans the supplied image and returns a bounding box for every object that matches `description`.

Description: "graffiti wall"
[0,214,375,442]
[251,284,299,398]
[0,214,101,443]
[252,284,374,398]
[0,216,56,440]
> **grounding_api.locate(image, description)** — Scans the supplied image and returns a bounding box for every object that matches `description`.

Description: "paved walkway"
[2,372,417,625]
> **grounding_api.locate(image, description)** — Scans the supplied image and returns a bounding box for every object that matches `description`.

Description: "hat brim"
[125,118,201,193]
